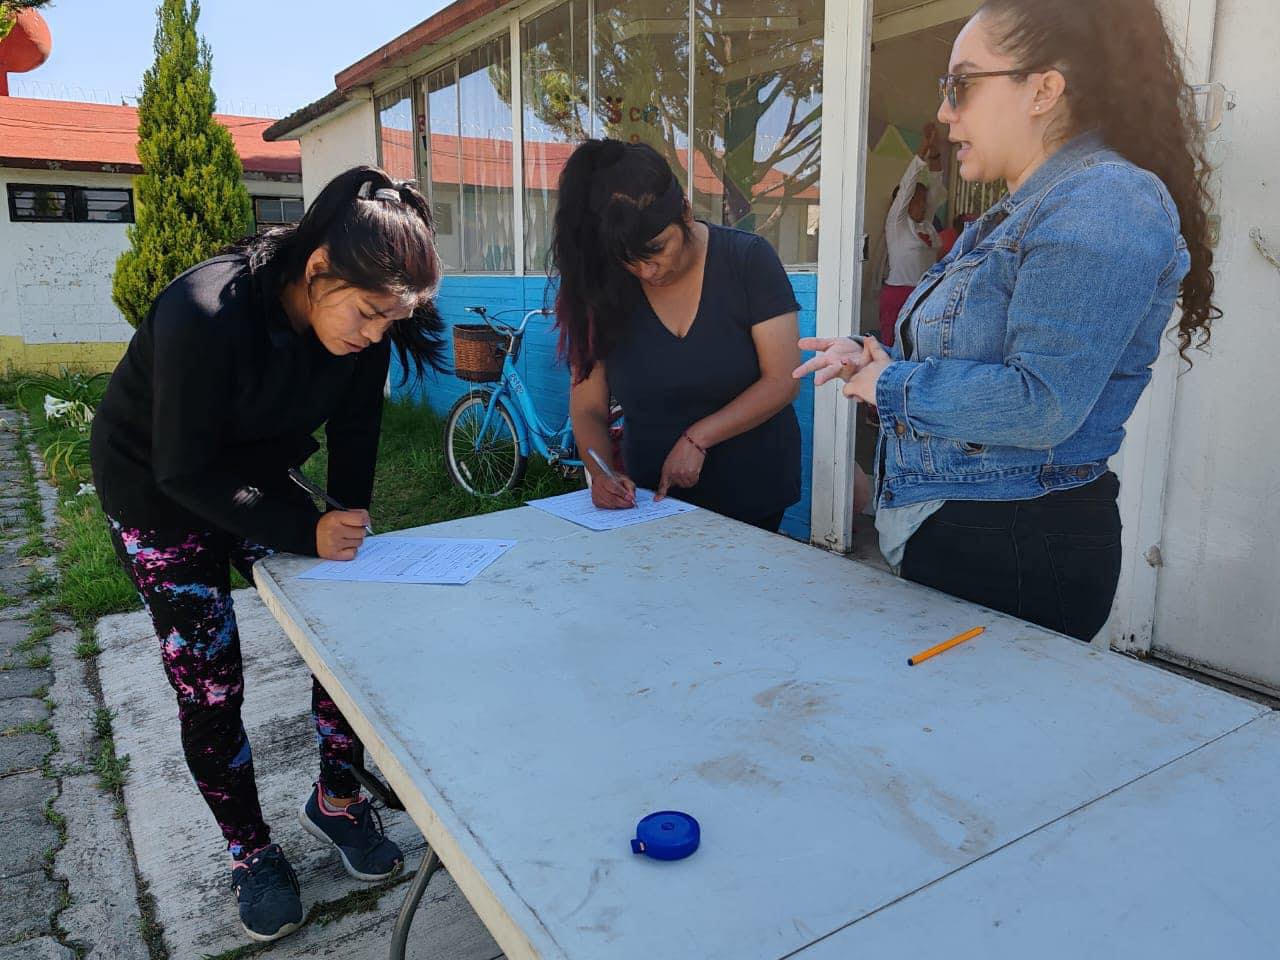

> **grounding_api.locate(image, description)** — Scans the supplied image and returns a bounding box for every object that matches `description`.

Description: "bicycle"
[443,305,621,497]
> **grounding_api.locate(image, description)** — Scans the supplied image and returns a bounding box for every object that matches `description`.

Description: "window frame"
[251,195,305,231]
[6,183,135,224]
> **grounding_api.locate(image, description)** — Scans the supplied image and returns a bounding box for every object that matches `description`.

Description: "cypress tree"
[113,0,253,328]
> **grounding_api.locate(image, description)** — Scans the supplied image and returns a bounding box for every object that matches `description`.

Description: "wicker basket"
[452,324,506,382]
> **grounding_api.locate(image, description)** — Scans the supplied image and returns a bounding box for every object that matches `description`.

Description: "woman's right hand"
[590,471,637,510]
[316,509,369,560]
[793,337,872,385]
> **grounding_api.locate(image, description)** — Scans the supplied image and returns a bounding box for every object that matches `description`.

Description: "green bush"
[111,0,253,328]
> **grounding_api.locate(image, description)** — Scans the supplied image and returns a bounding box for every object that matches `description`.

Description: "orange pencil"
[907,626,985,666]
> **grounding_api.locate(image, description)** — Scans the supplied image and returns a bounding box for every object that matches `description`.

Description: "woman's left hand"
[656,434,706,500]
[843,336,892,407]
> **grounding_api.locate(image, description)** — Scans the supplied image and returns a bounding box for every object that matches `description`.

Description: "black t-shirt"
[606,223,802,522]
[90,254,390,557]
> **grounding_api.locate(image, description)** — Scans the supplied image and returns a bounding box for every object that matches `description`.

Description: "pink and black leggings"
[107,518,360,859]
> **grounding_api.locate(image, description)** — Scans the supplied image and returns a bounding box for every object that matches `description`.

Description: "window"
[693,0,824,266]
[521,0,589,272]
[425,63,463,270]
[593,0,692,185]
[253,196,304,230]
[421,36,516,273]
[7,184,135,223]
[376,85,416,182]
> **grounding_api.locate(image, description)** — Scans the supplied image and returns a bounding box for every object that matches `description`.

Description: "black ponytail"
[234,165,447,383]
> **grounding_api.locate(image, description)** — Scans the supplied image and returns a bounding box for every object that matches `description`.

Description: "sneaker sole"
[297,801,401,883]
[241,917,303,944]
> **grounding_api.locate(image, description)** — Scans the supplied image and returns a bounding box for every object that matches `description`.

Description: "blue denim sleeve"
[875,166,1182,449]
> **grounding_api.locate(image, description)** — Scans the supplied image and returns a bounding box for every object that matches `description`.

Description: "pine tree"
[112,0,253,328]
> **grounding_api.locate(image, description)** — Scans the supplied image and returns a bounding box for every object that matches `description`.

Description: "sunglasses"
[938,70,1038,109]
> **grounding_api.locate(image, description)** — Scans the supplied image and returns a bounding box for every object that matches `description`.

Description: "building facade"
[0,96,303,372]
[267,0,1279,693]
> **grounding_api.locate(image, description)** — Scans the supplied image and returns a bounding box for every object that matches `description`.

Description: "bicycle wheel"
[444,394,527,496]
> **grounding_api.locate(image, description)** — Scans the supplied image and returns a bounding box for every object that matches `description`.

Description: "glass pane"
[520,0,590,273]
[426,63,463,271]
[377,85,416,182]
[458,36,515,272]
[280,198,305,222]
[80,188,133,222]
[253,197,282,223]
[693,0,824,265]
[593,0,691,190]
[11,186,69,220]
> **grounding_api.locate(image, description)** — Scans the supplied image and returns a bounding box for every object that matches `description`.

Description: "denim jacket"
[874,132,1191,510]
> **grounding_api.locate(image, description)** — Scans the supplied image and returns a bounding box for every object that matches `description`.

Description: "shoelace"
[347,798,388,844]
[231,847,295,906]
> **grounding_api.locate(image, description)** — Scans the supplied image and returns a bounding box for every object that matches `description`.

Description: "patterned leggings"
[108,517,361,858]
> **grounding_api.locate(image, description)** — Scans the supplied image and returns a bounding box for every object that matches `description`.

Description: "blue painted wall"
[393,272,817,541]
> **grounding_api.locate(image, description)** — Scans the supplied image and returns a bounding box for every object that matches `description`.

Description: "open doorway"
[850,0,988,557]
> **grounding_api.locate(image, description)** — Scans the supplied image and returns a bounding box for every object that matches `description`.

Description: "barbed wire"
[8,77,291,118]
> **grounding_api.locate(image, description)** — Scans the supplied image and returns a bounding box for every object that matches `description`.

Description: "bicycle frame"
[466,308,582,468]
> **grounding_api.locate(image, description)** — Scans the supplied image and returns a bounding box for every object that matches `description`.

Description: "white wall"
[0,169,136,347]
[1150,0,1280,691]
[298,98,379,208]
[0,167,303,363]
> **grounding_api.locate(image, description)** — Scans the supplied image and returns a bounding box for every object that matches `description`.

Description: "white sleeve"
[887,155,928,229]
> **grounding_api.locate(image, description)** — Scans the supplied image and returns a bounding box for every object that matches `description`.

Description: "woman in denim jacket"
[798,0,1217,641]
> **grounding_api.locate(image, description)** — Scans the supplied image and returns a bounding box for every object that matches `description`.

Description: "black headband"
[633,177,686,241]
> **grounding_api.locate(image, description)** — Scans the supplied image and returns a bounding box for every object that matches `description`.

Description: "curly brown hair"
[979,0,1218,360]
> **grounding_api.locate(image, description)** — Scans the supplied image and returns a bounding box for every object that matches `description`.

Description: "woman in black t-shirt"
[89,166,446,944]
[553,140,802,531]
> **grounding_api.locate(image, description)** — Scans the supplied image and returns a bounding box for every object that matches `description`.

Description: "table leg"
[389,846,442,960]
[352,739,405,810]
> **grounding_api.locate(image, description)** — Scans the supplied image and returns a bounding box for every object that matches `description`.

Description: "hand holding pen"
[587,448,637,509]
[288,468,375,561]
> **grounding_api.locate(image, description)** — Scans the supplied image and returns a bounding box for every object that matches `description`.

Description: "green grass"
[303,398,579,533]
[8,377,579,630]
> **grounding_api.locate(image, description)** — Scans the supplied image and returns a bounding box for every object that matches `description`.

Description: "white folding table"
[254,506,1275,959]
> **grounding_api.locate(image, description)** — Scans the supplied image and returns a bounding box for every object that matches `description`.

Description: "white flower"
[43,394,75,420]
[76,483,96,497]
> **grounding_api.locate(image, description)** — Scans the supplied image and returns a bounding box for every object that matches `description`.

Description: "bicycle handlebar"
[464,305,552,338]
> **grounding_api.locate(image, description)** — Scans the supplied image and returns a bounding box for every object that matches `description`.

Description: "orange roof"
[0,96,301,178]
[386,128,819,200]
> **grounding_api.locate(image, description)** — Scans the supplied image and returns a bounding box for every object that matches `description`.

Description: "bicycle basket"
[452,324,507,382]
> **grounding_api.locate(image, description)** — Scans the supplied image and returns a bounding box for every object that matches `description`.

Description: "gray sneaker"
[299,783,403,881]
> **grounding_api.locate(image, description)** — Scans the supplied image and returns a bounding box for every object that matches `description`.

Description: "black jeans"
[900,473,1122,642]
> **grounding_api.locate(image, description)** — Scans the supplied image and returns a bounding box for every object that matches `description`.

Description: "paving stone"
[0,871,57,946]
[55,775,150,960]
[2,697,47,730]
[0,938,75,960]
[0,732,51,774]
[0,668,52,699]
[0,772,58,879]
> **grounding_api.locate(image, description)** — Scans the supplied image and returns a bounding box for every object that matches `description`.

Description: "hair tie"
[357,180,402,203]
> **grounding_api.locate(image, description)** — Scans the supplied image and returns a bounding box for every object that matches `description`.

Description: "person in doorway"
[879,124,947,347]
[90,166,447,943]
[796,0,1216,642]
[938,212,976,257]
[553,139,802,532]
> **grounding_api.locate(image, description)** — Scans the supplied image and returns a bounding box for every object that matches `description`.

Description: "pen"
[587,448,635,507]
[287,468,375,536]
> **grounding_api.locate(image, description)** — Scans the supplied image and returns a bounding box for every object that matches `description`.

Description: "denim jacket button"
[894,421,907,437]
[883,490,895,503]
